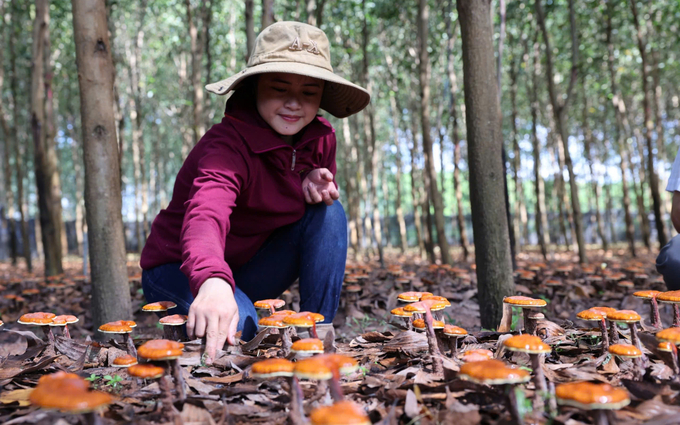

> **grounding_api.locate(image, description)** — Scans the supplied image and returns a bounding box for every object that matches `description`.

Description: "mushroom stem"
[608,321,619,345]
[310,323,319,339]
[673,305,680,327]
[84,411,103,425]
[506,384,525,425]
[423,307,443,375]
[522,308,536,336]
[159,374,177,417]
[270,306,276,315]
[599,318,610,355]
[288,377,306,425]
[650,297,661,329]
[281,327,293,356]
[628,324,647,378]
[593,409,609,425]
[448,337,458,357]
[329,371,345,402]
[402,317,412,331]
[171,359,186,402]
[671,344,680,376]
[63,325,71,339]
[530,353,548,405]
[124,334,137,358]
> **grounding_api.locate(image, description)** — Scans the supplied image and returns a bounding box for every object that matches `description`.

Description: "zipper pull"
[291,149,296,171]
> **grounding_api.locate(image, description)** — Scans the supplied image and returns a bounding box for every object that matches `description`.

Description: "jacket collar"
[222,90,333,153]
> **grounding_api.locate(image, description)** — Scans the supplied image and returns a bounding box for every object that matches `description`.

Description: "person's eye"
[272,87,286,93]
[304,92,319,96]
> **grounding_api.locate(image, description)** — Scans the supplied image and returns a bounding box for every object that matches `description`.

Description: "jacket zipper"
[291,149,297,171]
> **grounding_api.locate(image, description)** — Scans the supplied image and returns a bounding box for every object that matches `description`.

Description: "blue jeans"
[142,201,347,341]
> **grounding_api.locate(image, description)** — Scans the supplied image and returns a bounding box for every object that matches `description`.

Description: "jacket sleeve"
[179,141,250,296]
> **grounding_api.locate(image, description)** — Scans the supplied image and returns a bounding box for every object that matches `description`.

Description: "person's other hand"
[302,168,339,206]
[187,277,239,364]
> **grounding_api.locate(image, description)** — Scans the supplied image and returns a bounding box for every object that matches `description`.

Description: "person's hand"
[187,277,239,364]
[302,168,339,206]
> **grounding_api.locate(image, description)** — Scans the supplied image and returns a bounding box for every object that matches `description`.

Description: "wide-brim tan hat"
[206,21,370,119]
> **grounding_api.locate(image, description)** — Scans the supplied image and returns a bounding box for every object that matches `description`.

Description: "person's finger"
[308,185,322,203]
[187,309,196,339]
[304,185,312,203]
[203,315,223,364]
[193,313,207,339]
[330,188,340,200]
[321,190,333,206]
[321,168,333,181]
[227,311,239,345]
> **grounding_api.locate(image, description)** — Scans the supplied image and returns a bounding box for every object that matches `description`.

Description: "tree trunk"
[0,1,18,266]
[457,0,514,329]
[31,0,63,276]
[535,0,586,264]
[8,5,31,271]
[341,117,360,257]
[388,91,409,253]
[581,85,608,251]
[418,0,451,265]
[68,113,84,257]
[186,0,205,149]
[631,125,652,248]
[381,158,392,248]
[408,92,429,261]
[361,2,384,266]
[245,0,255,61]
[261,0,274,29]
[409,119,426,259]
[548,109,573,250]
[529,36,549,260]
[605,0,636,256]
[629,0,667,248]
[71,0,132,331]
[509,57,528,252]
[444,2,469,261]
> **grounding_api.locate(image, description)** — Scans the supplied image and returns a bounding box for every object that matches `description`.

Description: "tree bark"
[71,0,132,330]
[0,1,18,266]
[31,0,64,276]
[341,117,360,257]
[186,0,205,149]
[535,0,586,264]
[605,0,636,256]
[388,90,409,253]
[457,0,514,329]
[509,54,528,252]
[8,3,31,271]
[629,0,667,248]
[581,84,608,251]
[419,0,451,264]
[245,0,256,61]
[631,124,652,249]
[529,36,549,260]
[261,0,274,29]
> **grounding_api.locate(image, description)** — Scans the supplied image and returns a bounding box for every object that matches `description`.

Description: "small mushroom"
[459,359,530,425]
[141,301,177,318]
[403,300,447,375]
[112,354,138,368]
[442,324,468,357]
[656,327,680,377]
[283,312,324,339]
[460,349,494,363]
[576,309,610,355]
[259,315,293,354]
[606,310,644,368]
[291,338,324,357]
[309,401,371,425]
[390,307,414,330]
[503,334,551,407]
[137,339,186,402]
[502,296,547,336]
[633,290,661,329]
[295,353,358,402]
[253,299,286,316]
[608,344,644,380]
[656,291,680,327]
[159,314,188,341]
[50,315,79,339]
[555,381,630,425]
[127,363,172,415]
[98,320,137,357]
[588,306,618,344]
[251,358,304,425]
[29,371,113,425]
[656,341,679,375]
[18,312,57,354]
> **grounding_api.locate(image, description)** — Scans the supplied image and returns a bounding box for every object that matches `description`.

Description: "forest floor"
[0,247,678,424]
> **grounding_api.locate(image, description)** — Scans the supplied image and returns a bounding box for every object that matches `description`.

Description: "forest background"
[0,0,678,301]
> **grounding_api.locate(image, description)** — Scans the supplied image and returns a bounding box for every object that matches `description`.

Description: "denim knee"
[657,235,680,290]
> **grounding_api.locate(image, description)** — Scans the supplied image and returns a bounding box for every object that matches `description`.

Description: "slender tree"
[535,0,587,263]
[31,0,64,276]
[457,0,514,329]
[71,0,132,329]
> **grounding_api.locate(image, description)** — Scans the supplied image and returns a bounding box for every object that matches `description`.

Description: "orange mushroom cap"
[460,349,494,363]
[141,301,177,312]
[658,341,674,352]
[606,310,641,323]
[413,318,445,330]
[503,334,551,354]
[159,314,188,326]
[657,291,680,303]
[283,312,324,327]
[291,338,324,354]
[656,327,680,344]
[633,290,660,299]
[419,294,451,306]
[390,307,413,318]
[137,339,184,361]
[98,321,133,333]
[50,315,79,326]
[555,381,630,410]
[502,296,547,307]
[443,325,468,337]
[294,357,334,380]
[112,354,138,367]
[397,291,432,302]
[18,312,56,325]
[588,306,616,317]
[128,363,165,379]
[258,315,289,328]
[459,359,530,385]
[316,353,359,375]
[309,401,371,425]
[608,344,642,358]
[576,309,606,321]
[251,358,295,378]
[253,299,286,310]
[29,371,113,413]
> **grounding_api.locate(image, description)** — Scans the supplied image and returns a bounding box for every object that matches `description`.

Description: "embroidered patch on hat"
[289,37,320,55]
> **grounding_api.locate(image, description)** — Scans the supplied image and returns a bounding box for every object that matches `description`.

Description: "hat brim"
[205,62,370,119]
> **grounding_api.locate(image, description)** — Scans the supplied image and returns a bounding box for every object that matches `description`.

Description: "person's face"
[256,73,324,136]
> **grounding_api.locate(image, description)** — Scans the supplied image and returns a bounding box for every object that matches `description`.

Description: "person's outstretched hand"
[187,277,239,364]
[302,168,339,206]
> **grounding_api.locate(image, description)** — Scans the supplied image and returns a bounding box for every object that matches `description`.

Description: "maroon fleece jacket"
[140,92,337,296]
